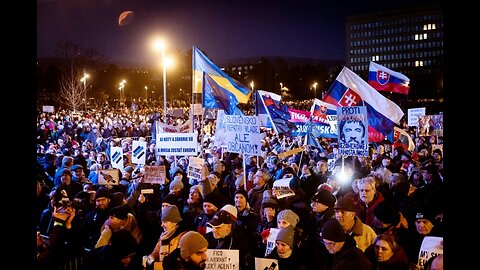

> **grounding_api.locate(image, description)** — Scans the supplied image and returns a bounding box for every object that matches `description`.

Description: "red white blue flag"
[368,61,410,95]
[323,67,404,142]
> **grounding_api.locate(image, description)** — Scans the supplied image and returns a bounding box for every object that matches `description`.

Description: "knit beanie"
[373,201,400,225]
[179,231,208,260]
[203,192,225,210]
[95,188,111,200]
[234,189,248,201]
[170,177,184,191]
[312,189,337,208]
[162,205,183,223]
[321,219,346,242]
[59,168,72,178]
[276,226,295,248]
[334,196,356,212]
[109,205,130,220]
[261,190,278,209]
[277,209,300,227]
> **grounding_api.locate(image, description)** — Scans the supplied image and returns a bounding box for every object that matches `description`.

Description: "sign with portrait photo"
[337,106,369,157]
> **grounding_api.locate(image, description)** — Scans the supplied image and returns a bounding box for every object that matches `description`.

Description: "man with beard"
[162,231,208,270]
[339,119,366,148]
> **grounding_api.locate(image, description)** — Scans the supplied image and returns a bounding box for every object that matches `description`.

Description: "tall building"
[346,3,443,101]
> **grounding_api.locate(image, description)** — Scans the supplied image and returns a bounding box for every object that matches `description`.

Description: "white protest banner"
[132,140,147,165]
[265,228,279,257]
[272,178,295,199]
[214,110,228,148]
[42,105,55,113]
[98,169,119,185]
[193,103,203,116]
[110,146,124,170]
[407,107,426,126]
[156,133,198,156]
[337,106,369,157]
[205,249,239,270]
[417,236,443,269]
[188,156,204,182]
[255,258,278,270]
[142,165,167,184]
[224,114,263,155]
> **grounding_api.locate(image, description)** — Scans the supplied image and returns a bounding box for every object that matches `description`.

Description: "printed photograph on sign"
[98,169,120,185]
[417,115,443,137]
[337,106,369,157]
[272,178,295,199]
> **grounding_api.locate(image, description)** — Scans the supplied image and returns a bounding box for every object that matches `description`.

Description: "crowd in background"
[35,101,444,270]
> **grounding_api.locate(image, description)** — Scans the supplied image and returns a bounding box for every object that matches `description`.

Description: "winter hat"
[312,189,336,208]
[220,204,238,220]
[374,201,400,225]
[95,188,111,200]
[170,166,184,177]
[276,226,295,248]
[70,164,83,172]
[163,193,179,206]
[321,219,346,242]
[415,211,436,223]
[261,190,278,209]
[109,205,130,220]
[203,192,225,210]
[234,189,248,201]
[190,185,204,199]
[317,183,334,193]
[162,205,183,223]
[179,231,208,260]
[170,177,184,191]
[59,168,72,178]
[334,196,356,212]
[277,209,300,227]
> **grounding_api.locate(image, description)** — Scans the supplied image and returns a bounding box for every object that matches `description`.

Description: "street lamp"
[250,81,254,92]
[312,82,318,99]
[80,73,89,111]
[119,79,126,106]
[145,86,148,101]
[153,38,168,121]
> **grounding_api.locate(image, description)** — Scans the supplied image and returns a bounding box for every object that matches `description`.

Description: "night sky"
[37,0,441,65]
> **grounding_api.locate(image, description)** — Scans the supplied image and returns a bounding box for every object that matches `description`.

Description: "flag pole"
[191,46,196,133]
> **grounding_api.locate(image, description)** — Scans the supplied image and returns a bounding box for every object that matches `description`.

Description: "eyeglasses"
[322,239,337,247]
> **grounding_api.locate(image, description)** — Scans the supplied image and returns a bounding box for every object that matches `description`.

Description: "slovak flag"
[323,67,404,142]
[368,61,410,95]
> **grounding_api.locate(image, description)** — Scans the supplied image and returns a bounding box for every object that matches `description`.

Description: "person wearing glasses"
[355,176,385,228]
[314,219,371,270]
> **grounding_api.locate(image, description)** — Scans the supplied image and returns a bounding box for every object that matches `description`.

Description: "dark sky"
[37,0,440,65]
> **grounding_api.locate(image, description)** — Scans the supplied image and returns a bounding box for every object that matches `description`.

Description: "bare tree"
[59,71,85,112]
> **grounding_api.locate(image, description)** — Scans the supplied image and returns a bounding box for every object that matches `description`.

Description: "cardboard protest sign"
[407,107,426,127]
[98,169,119,185]
[272,178,295,199]
[205,249,239,270]
[188,156,204,182]
[255,258,278,270]
[417,236,443,269]
[265,228,279,257]
[142,165,166,184]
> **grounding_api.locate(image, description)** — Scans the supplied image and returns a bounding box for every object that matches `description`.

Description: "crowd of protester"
[35,100,444,270]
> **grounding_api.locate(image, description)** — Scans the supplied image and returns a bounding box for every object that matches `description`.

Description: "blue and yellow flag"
[193,46,251,104]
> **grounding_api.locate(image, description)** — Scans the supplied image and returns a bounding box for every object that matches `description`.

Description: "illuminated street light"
[153,38,168,121]
[250,81,254,92]
[80,73,90,111]
[119,79,126,106]
[145,85,148,101]
[312,82,318,99]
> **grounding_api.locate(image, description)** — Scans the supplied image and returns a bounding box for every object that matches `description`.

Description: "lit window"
[432,24,436,29]
[415,34,419,40]
[428,24,432,30]
[415,61,419,67]
[423,25,427,30]
[424,33,428,39]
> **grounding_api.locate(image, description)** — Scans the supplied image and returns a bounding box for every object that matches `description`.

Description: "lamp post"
[145,86,148,101]
[312,82,318,99]
[81,73,89,111]
[119,80,126,106]
[250,81,254,92]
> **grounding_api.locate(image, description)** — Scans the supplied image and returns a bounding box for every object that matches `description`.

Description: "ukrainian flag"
[193,46,251,104]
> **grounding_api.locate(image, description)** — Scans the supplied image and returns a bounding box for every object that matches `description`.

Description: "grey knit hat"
[169,177,184,191]
[276,226,295,248]
[179,231,208,259]
[161,205,183,223]
[277,209,300,227]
